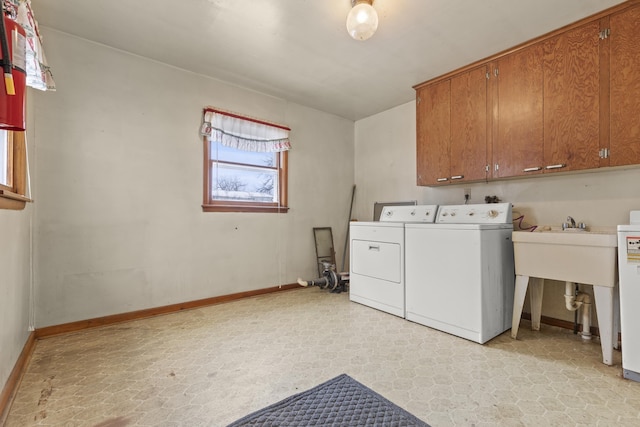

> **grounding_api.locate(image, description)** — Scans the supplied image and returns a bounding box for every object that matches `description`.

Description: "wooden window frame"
[0,131,31,210]
[202,136,289,213]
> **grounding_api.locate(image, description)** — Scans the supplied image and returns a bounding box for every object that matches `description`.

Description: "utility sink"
[512,227,617,287]
[511,227,619,365]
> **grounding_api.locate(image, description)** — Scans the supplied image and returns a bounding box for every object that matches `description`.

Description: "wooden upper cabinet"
[493,44,544,178]
[416,81,451,185]
[414,1,640,187]
[450,66,488,182]
[609,3,640,166]
[543,21,601,173]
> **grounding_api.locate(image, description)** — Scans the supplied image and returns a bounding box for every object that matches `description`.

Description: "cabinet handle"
[545,164,566,170]
[523,167,542,172]
[599,148,610,159]
[368,245,380,251]
[436,178,449,182]
[450,175,464,180]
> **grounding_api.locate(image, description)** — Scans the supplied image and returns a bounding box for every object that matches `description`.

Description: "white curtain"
[6,0,56,91]
[200,109,290,153]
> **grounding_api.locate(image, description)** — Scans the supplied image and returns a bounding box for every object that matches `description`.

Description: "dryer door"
[351,239,401,283]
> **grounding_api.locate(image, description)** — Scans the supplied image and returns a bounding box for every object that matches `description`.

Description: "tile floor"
[5,287,640,426]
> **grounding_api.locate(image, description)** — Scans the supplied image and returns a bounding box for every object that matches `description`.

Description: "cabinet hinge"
[599,148,610,159]
[599,28,611,40]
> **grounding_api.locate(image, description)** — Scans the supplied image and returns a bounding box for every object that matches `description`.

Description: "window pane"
[212,163,278,203]
[0,130,8,186]
[211,141,276,168]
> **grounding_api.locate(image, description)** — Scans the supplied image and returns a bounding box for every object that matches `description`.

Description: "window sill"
[0,189,32,210]
[202,204,289,213]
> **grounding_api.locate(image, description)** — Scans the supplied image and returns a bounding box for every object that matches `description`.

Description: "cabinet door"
[494,44,544,178]
[450,66,488,182]
[610,4,640,167]
[543,21,601,172]
[416,81,451,186]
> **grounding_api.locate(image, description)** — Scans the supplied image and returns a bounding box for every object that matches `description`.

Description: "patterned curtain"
[200,108,290,153]
[4,0,56,91]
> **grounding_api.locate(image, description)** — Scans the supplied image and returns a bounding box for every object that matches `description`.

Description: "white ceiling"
[31,0,625,121]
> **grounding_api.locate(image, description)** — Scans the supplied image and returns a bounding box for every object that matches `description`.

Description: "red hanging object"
[0,13,26,131]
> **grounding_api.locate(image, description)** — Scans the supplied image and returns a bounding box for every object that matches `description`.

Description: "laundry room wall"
[353,102,424,221]
[0,94,36,400]
[31,28,354,328]
[354,100,640,325]
[0,208,32,398]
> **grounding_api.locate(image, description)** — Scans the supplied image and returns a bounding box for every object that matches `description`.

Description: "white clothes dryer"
[349,205,438,317]
[404,203,514,344]
[618,210,640,382]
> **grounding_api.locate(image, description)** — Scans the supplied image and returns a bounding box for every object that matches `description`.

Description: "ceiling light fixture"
[346,0,378,41]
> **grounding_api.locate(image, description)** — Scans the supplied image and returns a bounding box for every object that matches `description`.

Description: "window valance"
[6,0,56,91]
[199,108,291,153]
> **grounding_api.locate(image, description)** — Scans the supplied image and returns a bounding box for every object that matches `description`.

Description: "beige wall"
[354,100,640,324]
[0,208,32,395]
[31,29,354,327]
[0,92,35,395]
[353,102,423,221]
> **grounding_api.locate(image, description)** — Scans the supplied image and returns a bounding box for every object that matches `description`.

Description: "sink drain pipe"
[573,282,579,335]
[564,282,592,340]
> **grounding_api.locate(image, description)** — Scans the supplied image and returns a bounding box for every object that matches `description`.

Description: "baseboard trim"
[521,312,601,337]
[0,331,36,426]
[35,283,302,339]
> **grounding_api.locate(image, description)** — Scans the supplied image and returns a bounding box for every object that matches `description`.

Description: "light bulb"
[346,2,378,41]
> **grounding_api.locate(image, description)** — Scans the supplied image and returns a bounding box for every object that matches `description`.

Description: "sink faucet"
[562,216,576,230]
[562,216,587,230]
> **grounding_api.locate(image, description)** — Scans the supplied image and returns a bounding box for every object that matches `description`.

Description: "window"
[201,108,290,213]
[0,130,10,187]
[0,130,30,210]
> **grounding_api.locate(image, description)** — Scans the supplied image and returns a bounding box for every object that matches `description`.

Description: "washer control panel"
[436,203,512,224]
[380,205,439,223]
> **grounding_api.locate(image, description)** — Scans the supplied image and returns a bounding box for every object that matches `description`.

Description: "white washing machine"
[349,205,438,317]
[405,203,514,344]
[618,210,640,382]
